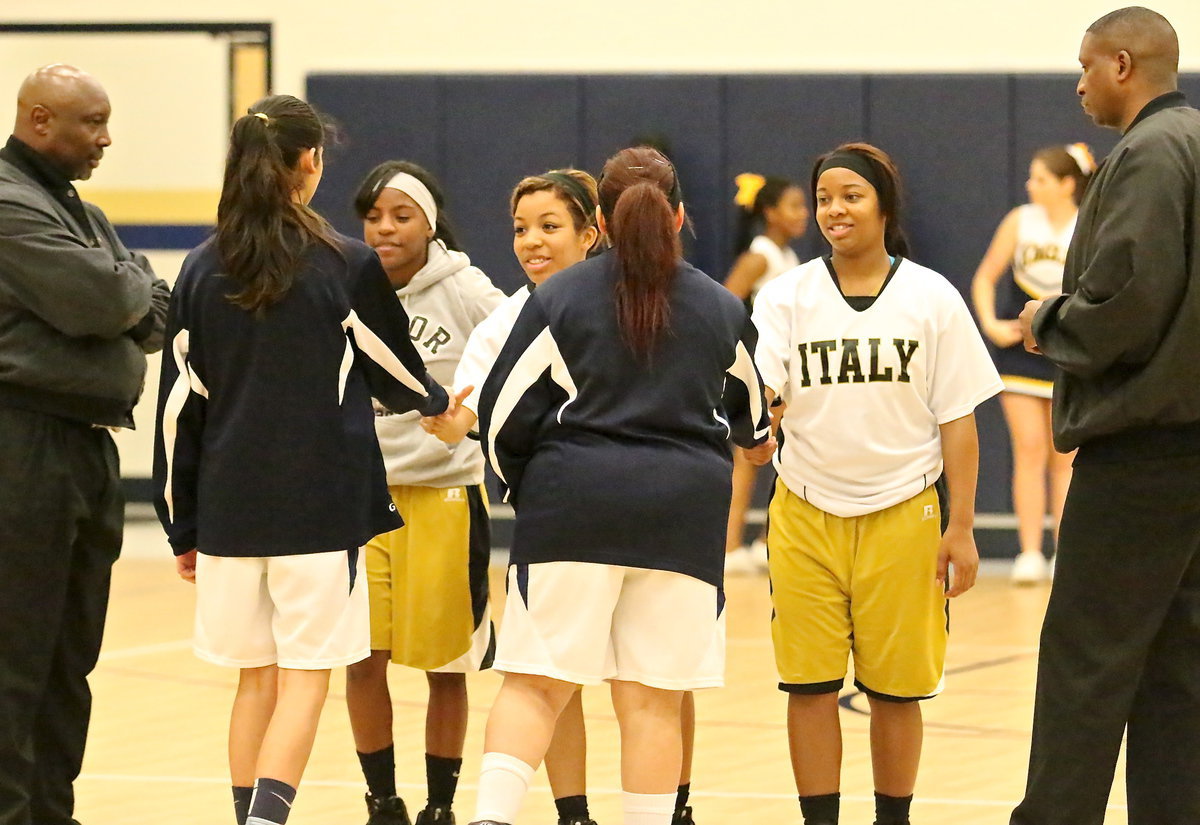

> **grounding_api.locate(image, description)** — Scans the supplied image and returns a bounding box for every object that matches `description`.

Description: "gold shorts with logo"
[768,478,948,701]
[366,484,494,672]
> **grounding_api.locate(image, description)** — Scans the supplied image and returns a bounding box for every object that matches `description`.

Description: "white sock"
[622,791,676,825]
[473,752,535,824]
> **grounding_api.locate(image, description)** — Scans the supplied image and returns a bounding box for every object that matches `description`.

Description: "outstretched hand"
[742,437,777,466]
[421,386,477,444]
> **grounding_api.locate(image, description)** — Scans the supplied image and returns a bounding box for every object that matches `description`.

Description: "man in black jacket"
[0,64,168,825]
[1012,8,1200,825]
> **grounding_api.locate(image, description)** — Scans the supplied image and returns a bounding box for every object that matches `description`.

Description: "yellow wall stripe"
[75,189,220,224]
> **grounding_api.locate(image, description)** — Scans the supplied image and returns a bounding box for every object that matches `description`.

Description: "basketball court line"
[74,772,1126,811]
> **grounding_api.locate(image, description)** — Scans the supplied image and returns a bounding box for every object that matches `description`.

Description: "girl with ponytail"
[752,142,1002,825]
[466,146,773,825]
[153,94,448,825]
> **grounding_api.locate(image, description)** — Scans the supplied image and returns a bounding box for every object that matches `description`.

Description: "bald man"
[1010,8,1200,825]
[0,65,168,825]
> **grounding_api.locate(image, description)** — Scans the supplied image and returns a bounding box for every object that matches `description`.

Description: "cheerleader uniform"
[993,204,1075,398]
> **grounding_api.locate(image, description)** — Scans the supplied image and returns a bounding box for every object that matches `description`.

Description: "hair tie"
[1065,142,1096,176]
[382,171,438,232]
[734,173,767,209]
[252,112,270,124]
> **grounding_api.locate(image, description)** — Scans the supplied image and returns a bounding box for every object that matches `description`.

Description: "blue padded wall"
[724,75,867,263]
[866,75,1012,291]
[1010,75,1119,206]
[442,76,582,293]
[307,75,443,234]
[582,76,725,276]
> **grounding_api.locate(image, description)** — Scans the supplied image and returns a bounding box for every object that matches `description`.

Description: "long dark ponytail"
[598,146,683,360]
[216,94,338,314]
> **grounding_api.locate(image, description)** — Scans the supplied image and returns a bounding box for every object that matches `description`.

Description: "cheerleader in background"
[971,144,1093,584]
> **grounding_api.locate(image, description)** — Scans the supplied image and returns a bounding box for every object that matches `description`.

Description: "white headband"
[383,172,438,232]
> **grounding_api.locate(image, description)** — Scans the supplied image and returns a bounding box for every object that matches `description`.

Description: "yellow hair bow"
[734,173,766,209]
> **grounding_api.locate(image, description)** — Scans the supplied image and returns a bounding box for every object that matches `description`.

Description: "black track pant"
[0,406,123,825]
[1011,451,1200,825]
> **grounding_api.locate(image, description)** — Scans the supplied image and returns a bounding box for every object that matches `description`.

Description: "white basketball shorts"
[193,549,369,670]
[495,561,725,690]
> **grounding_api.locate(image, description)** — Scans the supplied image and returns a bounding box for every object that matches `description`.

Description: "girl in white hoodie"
[346,161,506,825]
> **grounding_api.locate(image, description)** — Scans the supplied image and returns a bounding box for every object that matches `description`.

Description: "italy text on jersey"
[792,338,920,387]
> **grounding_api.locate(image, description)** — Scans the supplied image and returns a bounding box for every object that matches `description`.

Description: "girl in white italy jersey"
[751,142,1001,825]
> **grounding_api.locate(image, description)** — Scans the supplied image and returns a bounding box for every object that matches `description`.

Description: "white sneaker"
[1011,552,1050,585]
[748,539,770,572]
[725,547,759,575]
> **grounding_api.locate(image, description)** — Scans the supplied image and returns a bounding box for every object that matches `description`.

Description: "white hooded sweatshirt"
[374,241,505,487]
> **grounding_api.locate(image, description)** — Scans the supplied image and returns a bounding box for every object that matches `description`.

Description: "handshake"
[420,385,477,444]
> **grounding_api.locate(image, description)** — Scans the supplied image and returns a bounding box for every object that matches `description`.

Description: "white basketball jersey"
[748,235,801,295]
[752,257,1003,518]
[1012,204,1075,299]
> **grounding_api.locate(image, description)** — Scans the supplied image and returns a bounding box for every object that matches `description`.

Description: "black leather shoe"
[416,805,455,825]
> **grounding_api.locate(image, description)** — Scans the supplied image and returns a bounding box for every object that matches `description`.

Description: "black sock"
[874,792,912,825]
[425,753,463,807]
[554,794,590,821]
[358,745,397,799]
[233,786,253,825]
[247,778,297,825]
[799,792,840,824]
[675,782,691,812]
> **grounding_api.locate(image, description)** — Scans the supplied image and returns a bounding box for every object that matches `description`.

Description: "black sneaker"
[416,805,456,825]
[557,819,599,825]
[366,793,412,825]
[672,806,695,825]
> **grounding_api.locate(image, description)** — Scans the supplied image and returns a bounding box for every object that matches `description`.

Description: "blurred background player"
[346,161,505,825]
[722,173,807,574]
[971,144,1093,584]
[753,143,1001,825]
[153,95,449,825]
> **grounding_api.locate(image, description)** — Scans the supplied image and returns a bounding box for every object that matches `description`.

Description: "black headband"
[816,151,883,193]
[542,172,597,219]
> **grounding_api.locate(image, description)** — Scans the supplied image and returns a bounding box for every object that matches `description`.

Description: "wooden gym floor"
[74,522,1129,824]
